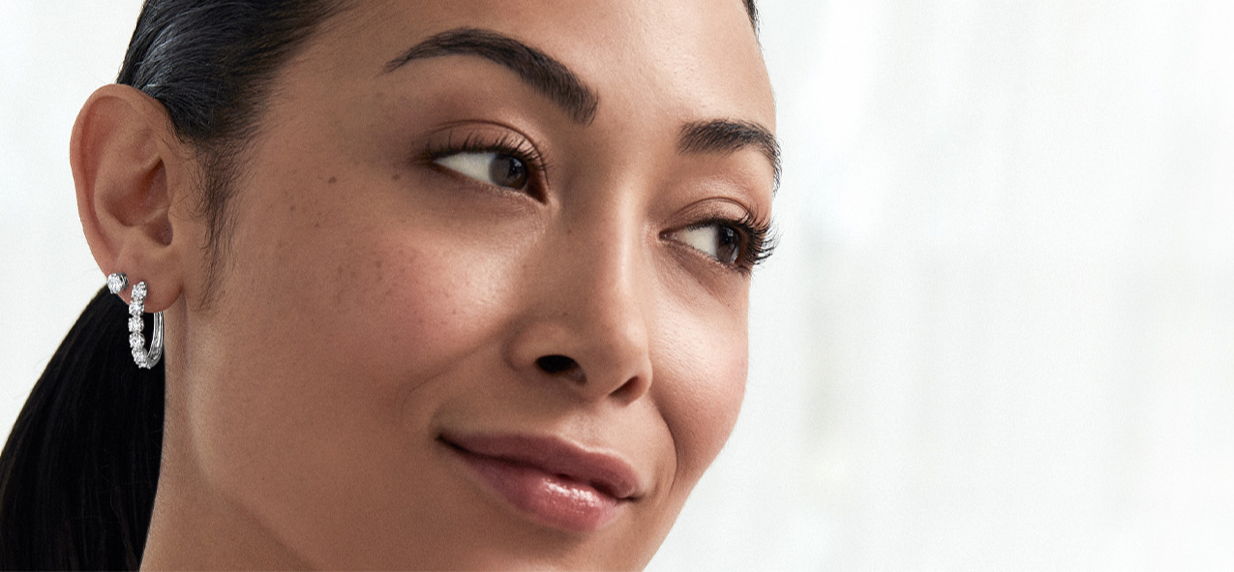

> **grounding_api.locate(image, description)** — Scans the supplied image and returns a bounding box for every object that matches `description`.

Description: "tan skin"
[71,0,775,569]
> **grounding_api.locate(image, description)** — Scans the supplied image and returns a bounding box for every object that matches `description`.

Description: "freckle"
[313,221,321,229]
[328,176,338,184]
[289,204,296,213]
[392,173,401,181]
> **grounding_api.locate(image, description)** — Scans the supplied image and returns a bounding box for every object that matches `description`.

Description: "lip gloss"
[456,448,622,532]
[440,433,640,533]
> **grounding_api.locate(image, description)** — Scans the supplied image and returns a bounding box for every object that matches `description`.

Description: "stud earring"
[107,272,164,369]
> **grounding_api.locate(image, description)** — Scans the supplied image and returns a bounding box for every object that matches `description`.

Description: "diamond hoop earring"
[107,272,164,369]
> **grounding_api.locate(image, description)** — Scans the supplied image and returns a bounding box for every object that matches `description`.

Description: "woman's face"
[164,0,775,568]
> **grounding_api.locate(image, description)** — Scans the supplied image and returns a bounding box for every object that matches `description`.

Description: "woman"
[0,0,778,568]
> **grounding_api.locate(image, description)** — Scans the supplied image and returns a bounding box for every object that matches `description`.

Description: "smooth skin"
[71,0,775,569]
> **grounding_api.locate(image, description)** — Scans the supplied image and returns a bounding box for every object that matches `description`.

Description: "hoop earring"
[107,272,164,369]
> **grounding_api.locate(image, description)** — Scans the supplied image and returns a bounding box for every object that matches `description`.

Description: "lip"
[440,432,642,532]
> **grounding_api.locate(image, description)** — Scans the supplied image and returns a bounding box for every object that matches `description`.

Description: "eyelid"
[422,126,551,199]
[424,125,547,171]
[663,210,778,275]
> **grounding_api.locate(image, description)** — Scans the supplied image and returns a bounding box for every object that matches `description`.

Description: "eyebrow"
[679,119,781,189]
[383,27,599,125]
[385,27,779,189]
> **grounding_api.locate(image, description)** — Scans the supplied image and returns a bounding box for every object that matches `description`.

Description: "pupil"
[490,155,528,189]
[717,226,740,264]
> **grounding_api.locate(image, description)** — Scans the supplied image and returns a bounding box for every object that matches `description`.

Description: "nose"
[504,214,654,405]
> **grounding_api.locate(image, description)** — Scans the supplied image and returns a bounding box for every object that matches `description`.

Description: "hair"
[0,1,760,569]
[0,2,339,568]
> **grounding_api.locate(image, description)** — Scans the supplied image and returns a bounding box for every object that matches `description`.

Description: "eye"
[671,222,743,266]
[434,152,529,190]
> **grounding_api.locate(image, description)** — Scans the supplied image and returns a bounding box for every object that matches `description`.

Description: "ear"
[72,84,193,313]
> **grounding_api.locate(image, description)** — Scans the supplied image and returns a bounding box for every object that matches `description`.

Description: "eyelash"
[677,211,778,275]
[424,132,548,195]
[424,132,777,274]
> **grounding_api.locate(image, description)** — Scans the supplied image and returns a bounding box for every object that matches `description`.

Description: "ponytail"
[0,288,164,569]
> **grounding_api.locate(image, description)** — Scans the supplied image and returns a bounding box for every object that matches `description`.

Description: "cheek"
[194,164,518,428]
[182,188,529,562]
[235,184,520,394]
[654,304,749,494]
[324,236,511,384]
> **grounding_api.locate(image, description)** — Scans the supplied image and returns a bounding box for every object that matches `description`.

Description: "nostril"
[536,354,580,376]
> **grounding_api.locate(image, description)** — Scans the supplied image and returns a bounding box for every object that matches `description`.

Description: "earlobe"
[71,84,188,312]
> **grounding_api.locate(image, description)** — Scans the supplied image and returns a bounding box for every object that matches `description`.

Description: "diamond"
[107,273,127,295]
[129,303,142,316]
[129,333,144,347]
[131,282,147,300]
[128,316,143,332]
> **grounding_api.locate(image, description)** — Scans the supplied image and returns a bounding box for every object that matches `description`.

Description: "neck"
[139,321,310,571]
[141,456,310,570]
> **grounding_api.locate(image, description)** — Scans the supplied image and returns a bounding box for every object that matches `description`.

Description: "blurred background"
[3,1,1233,570]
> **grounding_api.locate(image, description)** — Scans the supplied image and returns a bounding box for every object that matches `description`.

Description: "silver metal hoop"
[107,272,164,369]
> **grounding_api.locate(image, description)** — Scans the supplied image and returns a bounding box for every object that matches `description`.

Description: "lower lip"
[450,446,623,533]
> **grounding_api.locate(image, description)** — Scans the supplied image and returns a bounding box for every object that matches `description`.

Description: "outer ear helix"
[73,85,186,277]
[108,272,164,369]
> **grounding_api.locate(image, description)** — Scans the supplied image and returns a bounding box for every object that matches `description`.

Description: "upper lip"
[440,432,644,501]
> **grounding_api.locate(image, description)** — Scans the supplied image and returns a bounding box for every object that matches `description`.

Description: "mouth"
[439,432,642,533]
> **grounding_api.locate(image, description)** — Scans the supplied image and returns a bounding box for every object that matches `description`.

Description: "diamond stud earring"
[107,272,164,369]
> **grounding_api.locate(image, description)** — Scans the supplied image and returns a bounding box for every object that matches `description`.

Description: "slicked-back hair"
[0,1,339,568]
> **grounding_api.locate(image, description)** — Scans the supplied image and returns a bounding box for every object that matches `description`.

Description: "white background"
[3,1,1233,570]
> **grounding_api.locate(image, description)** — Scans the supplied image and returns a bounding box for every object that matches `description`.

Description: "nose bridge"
[557,198,652,390]
[571,211,647,345]
[508,190,654,403]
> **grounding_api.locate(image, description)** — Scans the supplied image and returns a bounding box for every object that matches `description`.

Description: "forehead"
[300,0,775,130]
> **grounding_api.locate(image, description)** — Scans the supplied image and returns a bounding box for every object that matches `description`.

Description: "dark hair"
[0,1,338,568]
[0,1,759,569]
[0,290,164,570]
